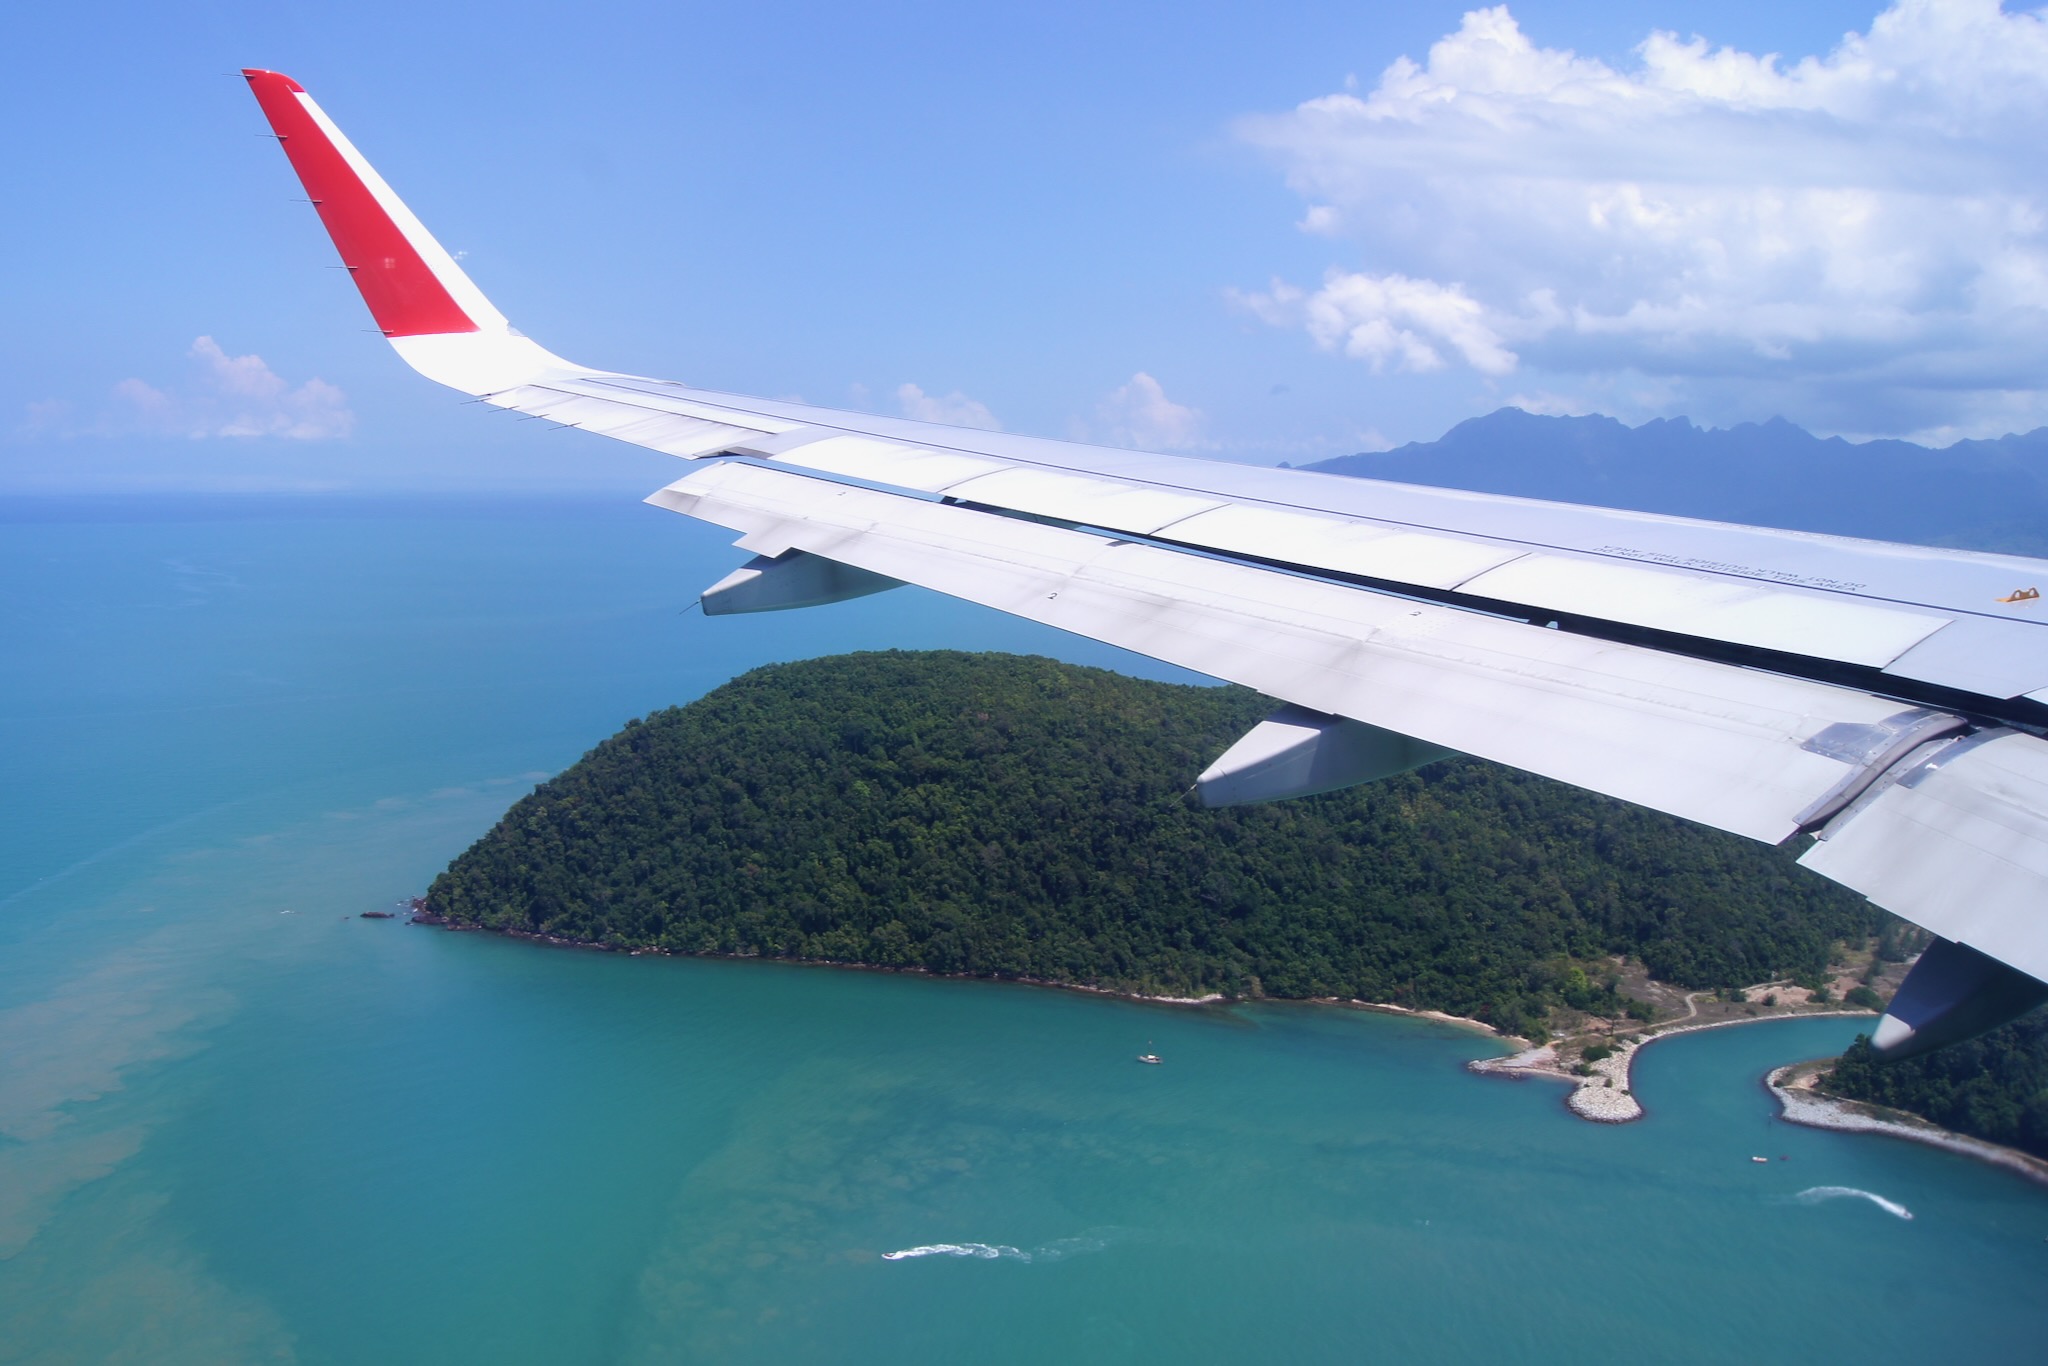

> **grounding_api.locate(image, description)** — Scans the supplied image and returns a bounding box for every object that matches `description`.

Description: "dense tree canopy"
[1822,1013,2048,1160]
[426,651,1883,1039]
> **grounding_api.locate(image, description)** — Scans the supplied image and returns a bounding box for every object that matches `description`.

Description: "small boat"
[1750,1155,1769,1164]
[360,910,396,919]
[1136,1054,1163,1065]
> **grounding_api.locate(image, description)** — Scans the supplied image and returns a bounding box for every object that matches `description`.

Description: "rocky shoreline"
[1766,1059,2048,1187]
[1469,1009,1880,1124]
[1467,1044,1639,1121]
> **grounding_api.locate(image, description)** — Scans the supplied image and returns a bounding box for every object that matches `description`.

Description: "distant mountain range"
[1303,409,2048,557]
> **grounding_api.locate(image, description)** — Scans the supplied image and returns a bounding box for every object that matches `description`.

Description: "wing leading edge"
[244,70,2048,1057]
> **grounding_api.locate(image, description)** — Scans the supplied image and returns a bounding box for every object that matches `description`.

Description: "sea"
[3,495,2044,1364]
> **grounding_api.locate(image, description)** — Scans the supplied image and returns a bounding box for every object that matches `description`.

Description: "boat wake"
[1792,1186,1914,1220]
[882,1242,1029,1262]
[881,1230,1121,1264]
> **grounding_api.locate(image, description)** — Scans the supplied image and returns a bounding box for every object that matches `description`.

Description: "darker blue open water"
[3,497,2043,1363]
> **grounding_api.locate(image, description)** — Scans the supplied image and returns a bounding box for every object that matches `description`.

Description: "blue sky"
[4,1,2040,493]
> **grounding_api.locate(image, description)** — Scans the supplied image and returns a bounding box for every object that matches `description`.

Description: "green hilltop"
[424,650,1882,1040]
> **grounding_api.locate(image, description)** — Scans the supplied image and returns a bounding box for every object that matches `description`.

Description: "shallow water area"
[4,497,2045,1364]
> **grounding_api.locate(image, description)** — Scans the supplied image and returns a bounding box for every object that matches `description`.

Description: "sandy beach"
[1334,999,1516,1039]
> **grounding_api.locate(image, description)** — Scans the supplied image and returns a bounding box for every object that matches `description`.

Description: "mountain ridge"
[1304,409,2048,555]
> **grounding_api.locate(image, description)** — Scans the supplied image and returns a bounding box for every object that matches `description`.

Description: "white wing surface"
[244,71,2048,1055]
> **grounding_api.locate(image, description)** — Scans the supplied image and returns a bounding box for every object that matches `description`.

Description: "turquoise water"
[4,498,2044,1364]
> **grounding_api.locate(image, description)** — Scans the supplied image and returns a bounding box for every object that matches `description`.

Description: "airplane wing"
[243,69,2048,1057]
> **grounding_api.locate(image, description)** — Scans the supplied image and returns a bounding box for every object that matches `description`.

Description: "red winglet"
[243,69,478,337]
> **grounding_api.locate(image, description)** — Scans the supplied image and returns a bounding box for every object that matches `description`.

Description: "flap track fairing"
[1198,706,1455,808]
[700,550,905,616]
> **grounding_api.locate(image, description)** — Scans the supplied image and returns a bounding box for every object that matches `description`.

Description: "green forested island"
[425,650,1883,1040]
[1822,1012,2048,1160]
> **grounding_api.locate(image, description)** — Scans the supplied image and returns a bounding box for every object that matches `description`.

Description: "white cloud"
[22,338,354,441]
[1095,372,1205,449]
[1236,1,2048,435]
[1235,273,1515,375]
[895,382,1001,430]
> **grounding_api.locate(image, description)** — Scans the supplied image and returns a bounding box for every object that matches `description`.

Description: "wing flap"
[1882,616,2048,700]
[1457,553,1949,665]
[943,467,1226,533]
[1802,731,2048,982]
[767,436,1010,491]
[1151,503,1527,589]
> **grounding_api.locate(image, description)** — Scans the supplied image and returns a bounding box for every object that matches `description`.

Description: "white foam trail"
[881,1229,1121,1264]
[882,1243,1028,1262]
[1794,1186,1914,1220]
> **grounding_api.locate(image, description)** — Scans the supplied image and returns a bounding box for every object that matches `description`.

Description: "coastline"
[1766,1060,2048,1189]
[413,912,2048,1188]
[426,911,2048,1188]
[410,911,1246,1007]
[1468,1009,1879,1124]
[413,910,1539,1029]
